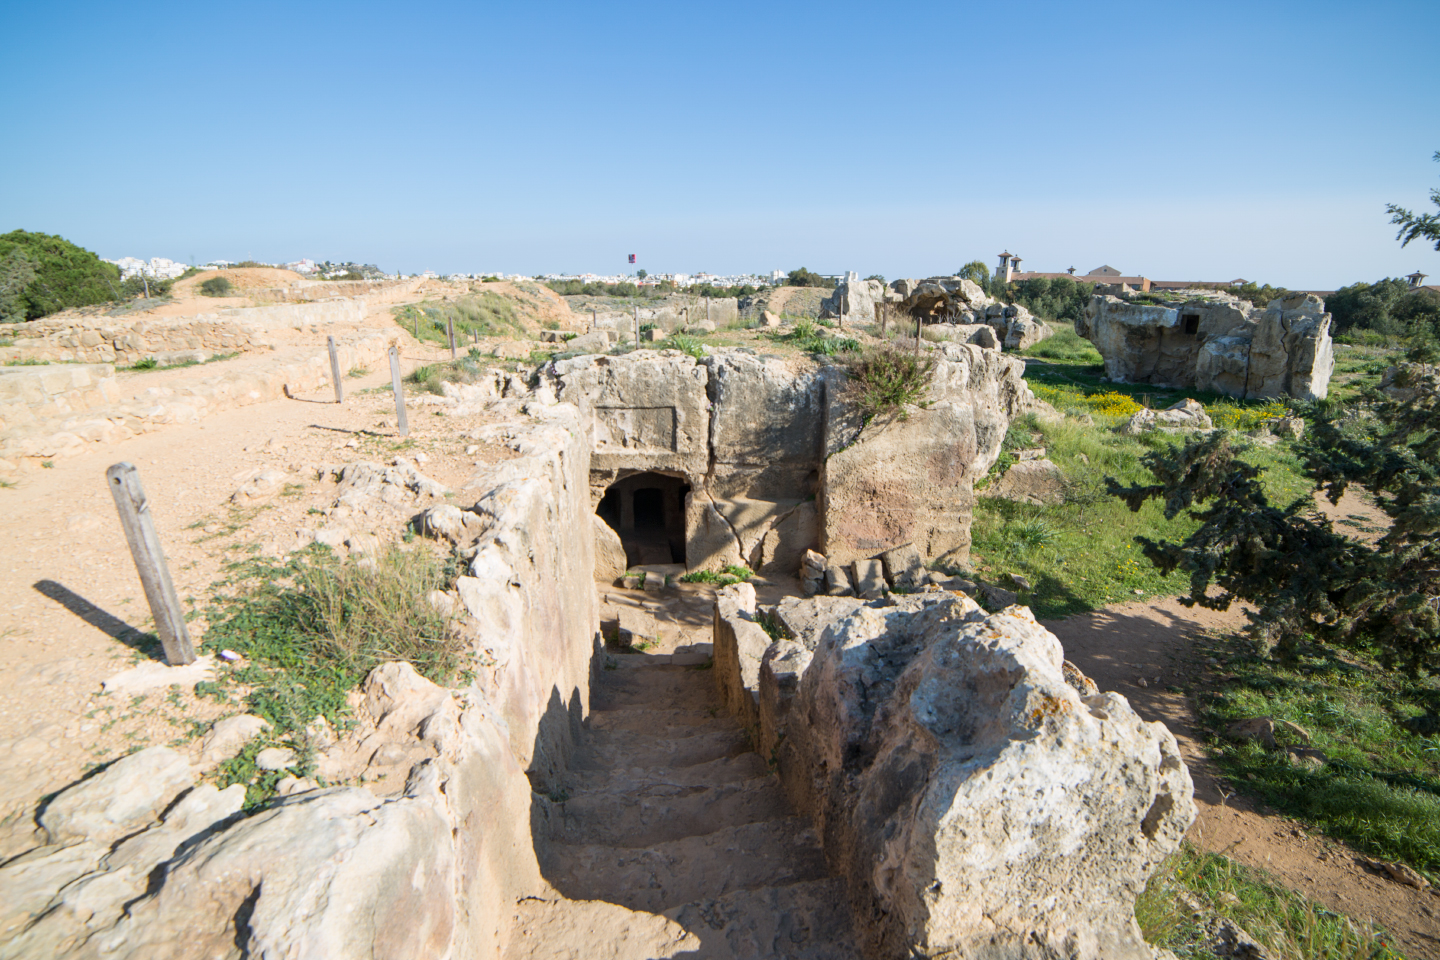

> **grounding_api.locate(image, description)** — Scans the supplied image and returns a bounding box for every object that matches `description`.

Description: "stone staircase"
[510,656,861,960]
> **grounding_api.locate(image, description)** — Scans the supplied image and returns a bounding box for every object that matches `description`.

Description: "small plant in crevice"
[679,564,754,586]
[842,346,934,423]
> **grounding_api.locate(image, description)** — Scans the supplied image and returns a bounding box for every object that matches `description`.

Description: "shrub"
[1085,391,1143,417]
[200,276,234,297]
[842,346,934,422]
[0,230,122,319]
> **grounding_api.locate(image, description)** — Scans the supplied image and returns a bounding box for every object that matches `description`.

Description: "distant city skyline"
[3,1,1437,291]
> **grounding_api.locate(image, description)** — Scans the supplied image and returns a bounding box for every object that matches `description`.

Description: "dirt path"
[510,654,859,960]
[1044,566,1440,958]
[0,336,504,855]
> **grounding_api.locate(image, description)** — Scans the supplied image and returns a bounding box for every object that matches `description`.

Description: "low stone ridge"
[1077,291,1334,400]
[981,457,1066,505]
[1117,397,1214,436]
[739,594,1195,959]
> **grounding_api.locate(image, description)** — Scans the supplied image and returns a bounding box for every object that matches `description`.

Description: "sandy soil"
[0,331,508,857]
[1046,490,1440,958]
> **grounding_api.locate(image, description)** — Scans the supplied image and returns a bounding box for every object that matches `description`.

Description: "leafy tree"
[0,230,121,319]
[1227,280,1296,308]
[864,274,886,285]
[786,267,834,288]
[1328,278,1420,337]
[636,269,648,279]
[1109,360,1440,673]
[1008,275,1094,323]
[1387,150,1440,251]
[957,260,990,285]
[0,248,39,322]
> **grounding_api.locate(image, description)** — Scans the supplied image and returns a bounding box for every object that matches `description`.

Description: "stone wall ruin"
[1077,291,1335,400]
[540,344,1037,574]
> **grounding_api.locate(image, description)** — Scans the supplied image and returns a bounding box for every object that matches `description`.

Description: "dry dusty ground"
[1048,490,1440,959]
[0,330,495,856]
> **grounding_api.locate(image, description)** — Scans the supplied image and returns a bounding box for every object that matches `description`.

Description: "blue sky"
[2,0,1437,288]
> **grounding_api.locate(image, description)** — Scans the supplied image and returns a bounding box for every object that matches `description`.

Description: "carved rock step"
[539,774,791,846]
[592,661,725,710]
[663,878,863,960]
[580,724,752,772]
[540,817,831,913]
[568,750,769,792]
[587,704,722,735]
[506,879,863,960]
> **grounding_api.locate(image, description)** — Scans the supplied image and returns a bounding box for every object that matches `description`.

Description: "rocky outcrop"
[744,594,1195,959]
[888,277,1051,352]
[3,405,599,960]
[821,277,884,324]
[1078,292,1334,400]
[821,344,1033,566]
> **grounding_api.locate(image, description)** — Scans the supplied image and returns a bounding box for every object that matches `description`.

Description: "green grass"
[404,355,503,395]
[1018,323,1103,364]
[679,564,753,586]
[200,544,463,806]
[765,318,859,356]
[128,357,158,370]
[1137,843,1405,959]
[1193,639,1440,884]
[968,410,1313,619]
[395,293,528,345]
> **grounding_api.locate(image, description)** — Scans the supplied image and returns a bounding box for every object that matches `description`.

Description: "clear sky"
[2,0,1437,289]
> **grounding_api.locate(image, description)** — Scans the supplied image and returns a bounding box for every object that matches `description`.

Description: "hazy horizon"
[3,0,1437,290]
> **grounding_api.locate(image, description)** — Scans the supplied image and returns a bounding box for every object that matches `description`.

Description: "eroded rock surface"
[1078,292,1334,400]
[755,594,1195,959]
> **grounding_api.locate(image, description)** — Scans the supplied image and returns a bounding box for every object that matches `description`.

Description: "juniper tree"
[1108,358,1440,674]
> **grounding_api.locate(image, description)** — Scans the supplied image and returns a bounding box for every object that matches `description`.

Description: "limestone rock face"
[592,514,628,582]
[702,351,825,500]
[921,323,999,350]
[982,457,1065,505]
[1078,292,1333,400]
[541,351,711,484]
[770,595,1195,959]
[40,746,195,845]
[821,344,1033,566]
[821,277,884,324]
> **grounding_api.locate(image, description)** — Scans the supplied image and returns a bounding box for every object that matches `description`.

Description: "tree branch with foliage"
[1108,368,1440,673]
[1387,150,1440,252]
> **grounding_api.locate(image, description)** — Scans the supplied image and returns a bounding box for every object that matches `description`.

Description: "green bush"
[200,276,234,297]
[841,347,934,422]
[785,267,834,289]
[0,230,122,320]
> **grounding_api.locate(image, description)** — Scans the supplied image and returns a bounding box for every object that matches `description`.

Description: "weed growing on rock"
[128,357,158,371]
[842,346,934,422]
[202,544,461,738]
[667,333,707,359]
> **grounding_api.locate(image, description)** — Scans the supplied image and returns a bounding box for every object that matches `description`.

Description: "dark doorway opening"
[1182,314,1200,335]
[596,472,691,567]
[633,488,666,530]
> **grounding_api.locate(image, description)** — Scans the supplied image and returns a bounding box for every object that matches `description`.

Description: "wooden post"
[706,297,711,325]
[916,315,923,357]
[413,312,419,339]
[633,305,639,345]
[106,463,196,666]
[389,347,409,437]
[447,318,456,360]
[327,335,344,404]
[590,308,596,333]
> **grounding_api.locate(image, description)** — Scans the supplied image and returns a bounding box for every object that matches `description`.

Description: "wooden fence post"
[633,305,639,345]
[106,463,197,666]
[389,347,409,437]
[447,318,456,360]
[327,335,344,403]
